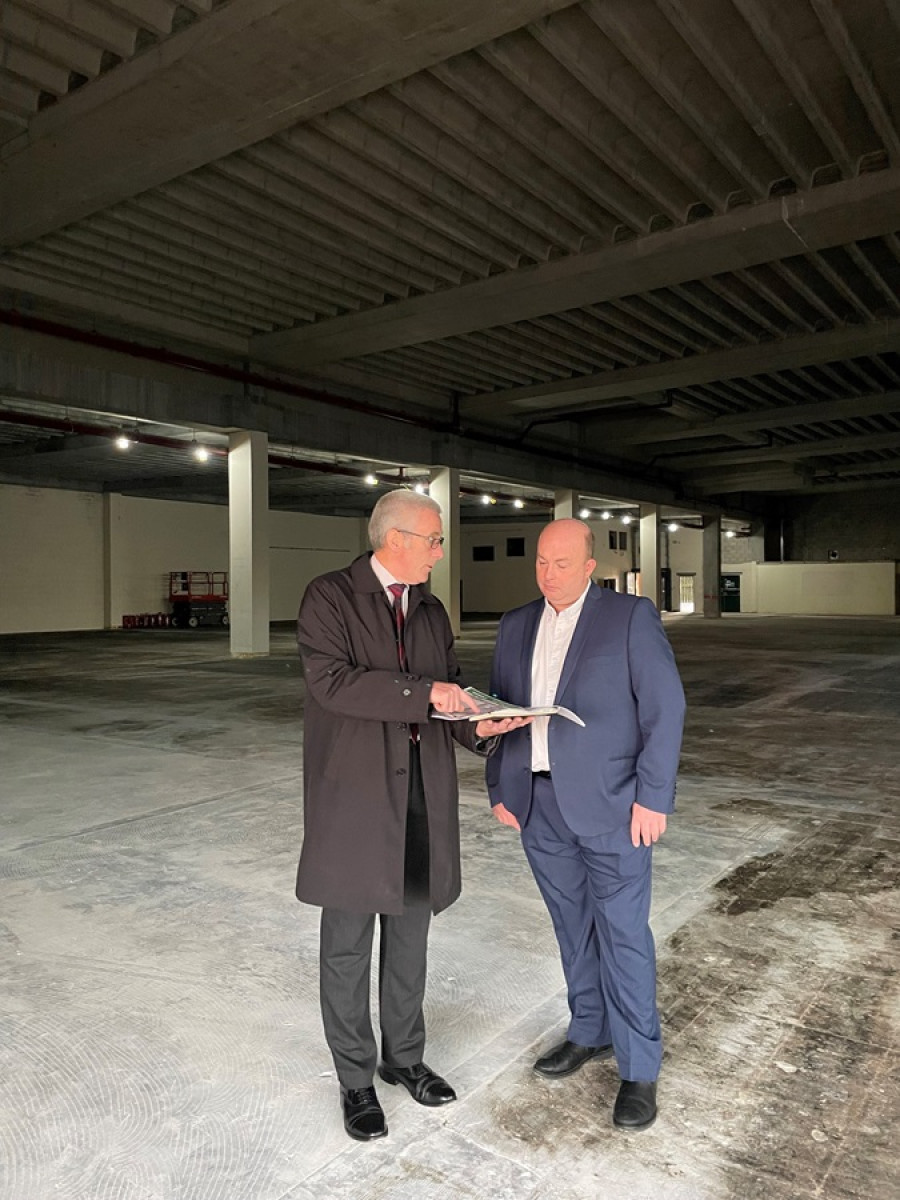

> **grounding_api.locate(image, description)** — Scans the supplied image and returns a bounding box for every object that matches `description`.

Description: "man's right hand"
[429,681,480,713]
[492,802,521,831]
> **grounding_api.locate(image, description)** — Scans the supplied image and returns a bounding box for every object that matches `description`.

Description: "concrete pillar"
[102,493,114,629]
[703,516,722,618]
[639,504,661,608]
[554,489,577,520]
[429,466,461,635]
[228,430,270,655]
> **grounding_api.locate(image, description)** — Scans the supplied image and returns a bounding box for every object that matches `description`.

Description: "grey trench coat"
[295,553,488,915]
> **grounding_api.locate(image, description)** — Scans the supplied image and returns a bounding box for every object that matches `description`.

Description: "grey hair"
[368,488,442,549]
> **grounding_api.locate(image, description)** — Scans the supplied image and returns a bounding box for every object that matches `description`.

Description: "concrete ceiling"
[1,0,899,514]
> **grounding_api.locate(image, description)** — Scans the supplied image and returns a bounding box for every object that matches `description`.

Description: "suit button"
[403,688,411,696]
[396,768,406,776]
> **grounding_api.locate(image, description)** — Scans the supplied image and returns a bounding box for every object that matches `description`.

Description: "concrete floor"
[0,614,897,1200]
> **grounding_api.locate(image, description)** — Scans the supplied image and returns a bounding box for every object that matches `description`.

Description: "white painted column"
[639,504,661,608]
[554,489,577,519]
[228,430,270,655]
[102,493,114,629]
[702,516,722,618]
[429,466,461,635]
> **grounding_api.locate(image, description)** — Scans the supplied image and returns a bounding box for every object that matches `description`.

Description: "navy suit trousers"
[522,774,662,1082]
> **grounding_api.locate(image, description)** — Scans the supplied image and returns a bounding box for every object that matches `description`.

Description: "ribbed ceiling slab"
[2,0,899,500]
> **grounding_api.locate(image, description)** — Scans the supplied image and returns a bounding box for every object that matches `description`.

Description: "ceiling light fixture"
[667,522,679,533]
[114,434,131,450]
[725,529,736,539]
[513,498,524,510]
[414,482,427,494]
[578,507,591,519]
[193,442,210,463]
[601,510,611,520]
[364,473,378,486]
[621,514,632,524]
[481,493,493,505]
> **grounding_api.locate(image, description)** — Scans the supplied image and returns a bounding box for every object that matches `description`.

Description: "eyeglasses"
[396,529,445,550]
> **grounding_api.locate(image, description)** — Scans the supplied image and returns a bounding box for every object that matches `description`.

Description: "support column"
[554,489,577,519]
[228,430,270,655]
[702,516,722,618]
[429,466,460,635]
[639,504,661,608]
[102,493,114,629]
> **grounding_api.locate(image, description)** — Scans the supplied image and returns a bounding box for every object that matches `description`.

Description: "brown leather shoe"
[378,1061,456,1106]
[613,1079,657,1130]
[533,1039,614,1078]
[341,1085,388,1141]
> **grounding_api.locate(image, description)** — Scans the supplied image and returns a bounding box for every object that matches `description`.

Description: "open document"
[432,686,585,727]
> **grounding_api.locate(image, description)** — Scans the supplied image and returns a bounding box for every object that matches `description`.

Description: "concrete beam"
[463,317,900,417]
[786,476,900,493]
[103,475,227,496]
[0,433,112,458]
[0,321,692,510]
[585,389,900,447]
[1,1,576,246]
[658,430,900,469]
[251,170,900,370]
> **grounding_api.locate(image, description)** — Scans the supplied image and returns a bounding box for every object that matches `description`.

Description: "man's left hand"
[630,803,667,848]
[474,716,533,738]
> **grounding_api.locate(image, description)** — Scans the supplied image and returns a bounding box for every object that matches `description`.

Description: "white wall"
[460,521,541,612]
[460,517,641,612]
[592,519,635,587]
[666,526,703,578]
[721,562,760,613]
[0,485,105,633]
[725,561,896,615]
[5,484,894,632]
[757,561,896,615]
[109,494,229,621]
[269,510,366,621]
[1,485,367,633]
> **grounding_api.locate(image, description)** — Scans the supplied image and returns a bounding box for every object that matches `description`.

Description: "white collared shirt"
[370,553,408,614]
[530,581,591,771]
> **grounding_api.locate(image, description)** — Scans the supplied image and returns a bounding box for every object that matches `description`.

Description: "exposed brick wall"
[782,487,900,562]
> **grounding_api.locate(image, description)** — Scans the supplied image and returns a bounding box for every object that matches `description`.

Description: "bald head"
[536,519,597,612]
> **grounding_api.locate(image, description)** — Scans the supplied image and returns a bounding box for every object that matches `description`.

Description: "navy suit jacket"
[486,585,686,837]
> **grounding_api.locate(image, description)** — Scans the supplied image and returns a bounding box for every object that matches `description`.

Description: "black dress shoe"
[533,1039,614,1078]
[378,1061,457,1106]
[613,1079,657,1130]
[341,1085,388,1141]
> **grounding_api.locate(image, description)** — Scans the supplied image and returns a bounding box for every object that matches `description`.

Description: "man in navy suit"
[486,518,685,1131]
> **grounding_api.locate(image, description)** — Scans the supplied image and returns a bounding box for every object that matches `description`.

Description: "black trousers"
[319,743,432,1089]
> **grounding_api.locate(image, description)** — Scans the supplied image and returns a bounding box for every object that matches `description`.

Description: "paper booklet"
[432,686,585,727]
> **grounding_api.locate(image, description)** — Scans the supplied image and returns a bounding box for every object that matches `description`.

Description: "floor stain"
[715,825,899,915]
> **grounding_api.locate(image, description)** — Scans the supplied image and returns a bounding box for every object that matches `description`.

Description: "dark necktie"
[387,583,409,670]
[388,583,418,741]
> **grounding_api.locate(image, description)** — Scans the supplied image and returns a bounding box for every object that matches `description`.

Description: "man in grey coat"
[296,488,525,1142]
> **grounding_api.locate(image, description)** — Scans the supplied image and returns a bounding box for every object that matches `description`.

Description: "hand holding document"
[432,686,585,727]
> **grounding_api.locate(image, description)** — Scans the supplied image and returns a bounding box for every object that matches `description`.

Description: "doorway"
[678,574,695,614]
[720,573,741,612]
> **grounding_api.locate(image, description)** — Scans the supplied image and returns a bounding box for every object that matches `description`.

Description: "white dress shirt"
[370,553,408,614]
[530,581,591,771]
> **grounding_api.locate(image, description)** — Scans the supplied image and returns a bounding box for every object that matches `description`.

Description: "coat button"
[403,688,411,696]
